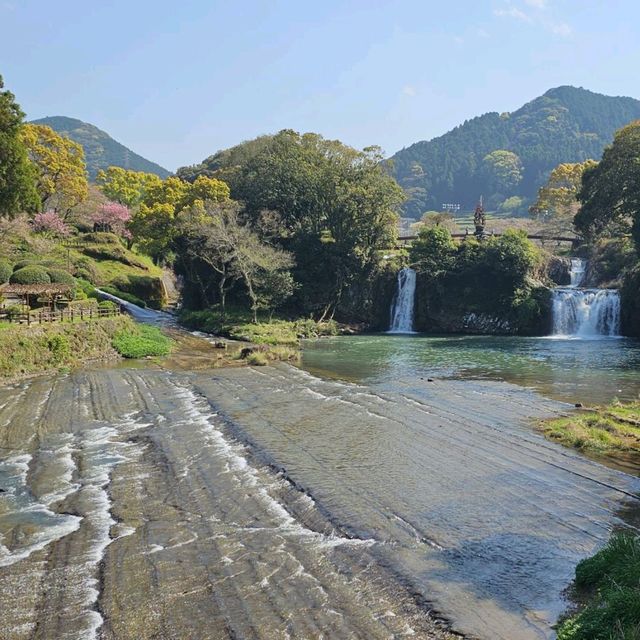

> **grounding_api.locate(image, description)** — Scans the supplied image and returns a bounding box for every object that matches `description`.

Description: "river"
[0,330,639,640]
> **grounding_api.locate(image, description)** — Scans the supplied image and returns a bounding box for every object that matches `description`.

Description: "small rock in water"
[427,378,434,382]
[575,402,583,408]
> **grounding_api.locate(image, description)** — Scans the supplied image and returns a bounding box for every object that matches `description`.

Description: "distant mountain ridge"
[388,86,640,217]
[29,116,170,181]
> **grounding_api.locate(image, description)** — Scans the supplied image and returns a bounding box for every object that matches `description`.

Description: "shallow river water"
[0,333,639,640]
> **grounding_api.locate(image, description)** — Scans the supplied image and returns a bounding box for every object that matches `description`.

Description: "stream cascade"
[388,267,417,333]
[551,258,621,337]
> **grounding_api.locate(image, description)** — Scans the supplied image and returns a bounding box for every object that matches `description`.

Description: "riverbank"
[0,315,173,383]
[540,401,640,470]
[557,532,640,639]
[179,307,344,345]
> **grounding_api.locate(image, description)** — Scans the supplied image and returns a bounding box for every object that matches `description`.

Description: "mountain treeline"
[388,86,640,217]
[29,116,170,180]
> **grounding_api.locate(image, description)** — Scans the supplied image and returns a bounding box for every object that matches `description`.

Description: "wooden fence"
[0,306,122,326]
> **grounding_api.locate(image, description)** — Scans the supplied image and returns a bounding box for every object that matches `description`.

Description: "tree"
[575,121,640,247]
[409,226,457,275]
[96,167,162,208]
[481,150,523,204]
[530,160,597,234]
[126,174,230,262]
[418,211,459,233]
[20,124,88,215]
[0,75,39,216]
[176,201,294,321]
[194,130,404,318]
[32,210,71,237]
[91,201,131,237]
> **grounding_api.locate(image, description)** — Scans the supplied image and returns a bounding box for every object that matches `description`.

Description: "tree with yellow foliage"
[20,123,88,215]
[529,160,597,234]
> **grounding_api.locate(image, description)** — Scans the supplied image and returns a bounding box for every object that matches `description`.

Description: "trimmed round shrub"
[0,261,13,284]
[47,268,76,286]
[10,265,51,285]
[12,260,37,271]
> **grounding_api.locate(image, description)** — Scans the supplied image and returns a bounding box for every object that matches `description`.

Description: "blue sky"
[1,0,638,171]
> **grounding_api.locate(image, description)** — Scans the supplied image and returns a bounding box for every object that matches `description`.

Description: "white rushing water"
[552,258,621,337]
[388,267,416,333]
[569,257,586,288]
[552,288,621,337]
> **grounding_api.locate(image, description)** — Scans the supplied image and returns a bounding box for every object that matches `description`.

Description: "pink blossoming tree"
[91,202,132,238]
[32,210,71,237]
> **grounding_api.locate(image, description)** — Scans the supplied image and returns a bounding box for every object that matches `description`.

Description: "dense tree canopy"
[388,86,640,215]
[0,75,39,216]
[20,123,89,215]
[530,160,597,234]
[575,121,640,248]
[174,201,294,320]
[179,130,405,318]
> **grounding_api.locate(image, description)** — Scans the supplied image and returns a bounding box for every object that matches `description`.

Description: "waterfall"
[551,288,621,337]
[569,258,586,288]
[388,268,417,333]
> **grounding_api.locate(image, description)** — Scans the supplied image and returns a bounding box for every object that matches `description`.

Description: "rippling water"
[1,333,640,640]
[301,334,640,404]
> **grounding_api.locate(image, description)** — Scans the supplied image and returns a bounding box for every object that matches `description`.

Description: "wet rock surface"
[0,361,638,639]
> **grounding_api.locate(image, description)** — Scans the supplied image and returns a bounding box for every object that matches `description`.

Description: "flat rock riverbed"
[0,361,639,639]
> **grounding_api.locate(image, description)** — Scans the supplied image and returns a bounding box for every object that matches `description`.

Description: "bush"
[557,533,640,639]
[0,261,12,284]
[12,260,37,271]
[47,334,71,363]
[76,278,97,299]
[10,265,51,285]
[47,268,76,286]
[112,325,172,358]
[98,300,118,310]
[4,304,27,318]
[246,352,268,366]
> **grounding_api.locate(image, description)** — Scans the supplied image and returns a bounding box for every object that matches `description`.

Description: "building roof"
[0,283,73,296]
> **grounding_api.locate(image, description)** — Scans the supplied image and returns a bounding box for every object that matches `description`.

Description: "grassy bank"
[179,307,339,345]
[541,401,640,459]
[557,532,640,639]
[0,315,173,382]
[0,315,133,381]
[112,324,172,358]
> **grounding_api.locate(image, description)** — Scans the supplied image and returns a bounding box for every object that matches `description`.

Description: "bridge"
[396,232,579,247]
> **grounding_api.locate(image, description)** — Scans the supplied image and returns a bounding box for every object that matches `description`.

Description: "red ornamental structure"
[473,196,486,237]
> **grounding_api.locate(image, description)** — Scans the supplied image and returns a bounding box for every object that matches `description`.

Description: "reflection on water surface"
[301,334,640,404]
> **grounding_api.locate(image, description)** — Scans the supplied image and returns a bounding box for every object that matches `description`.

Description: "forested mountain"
[388,86,640,217]
[29,116,170,181]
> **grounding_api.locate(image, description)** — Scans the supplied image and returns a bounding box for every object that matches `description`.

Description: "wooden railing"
[0,306,122,326]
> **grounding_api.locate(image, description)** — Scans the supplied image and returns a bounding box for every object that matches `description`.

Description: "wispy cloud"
[494,2,572,37]
[493,7,533,22]
[402,85,417,97]
[547,21,572,37]
[475,27,490,39]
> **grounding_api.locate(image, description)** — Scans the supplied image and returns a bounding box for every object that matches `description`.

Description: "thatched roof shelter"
[1,283,73,297]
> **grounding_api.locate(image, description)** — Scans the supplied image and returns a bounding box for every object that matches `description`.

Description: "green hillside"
[388,86,640,217]
[29,116,170,181]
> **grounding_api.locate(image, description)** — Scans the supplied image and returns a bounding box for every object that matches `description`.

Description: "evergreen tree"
[0,75,39,216]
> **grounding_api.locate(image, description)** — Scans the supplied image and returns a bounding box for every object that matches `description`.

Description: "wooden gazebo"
[0,283,73,310]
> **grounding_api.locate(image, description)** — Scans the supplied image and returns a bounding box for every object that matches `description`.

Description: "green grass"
[112,324,172,358]
[179,307,339,345]
[557,533,640,639]
[0,315,136,381]
[541,401,640,457]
